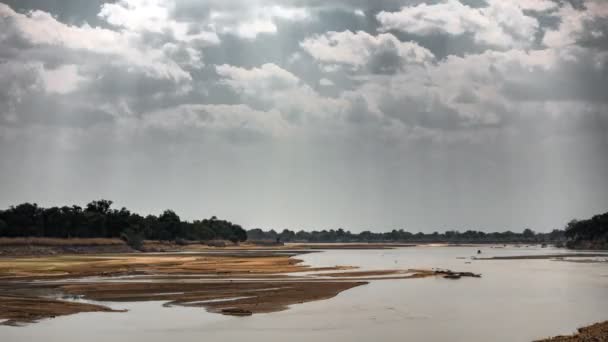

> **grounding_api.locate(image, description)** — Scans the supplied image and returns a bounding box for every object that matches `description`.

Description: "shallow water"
[2,246,608,342]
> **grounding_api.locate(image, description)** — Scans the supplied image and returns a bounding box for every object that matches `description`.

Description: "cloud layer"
[1,0,607,231]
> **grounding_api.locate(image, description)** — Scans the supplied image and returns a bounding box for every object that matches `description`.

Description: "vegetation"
[0,201,247,245]
[564,212,608,249]
[247,227,566,244]
[4,200,605,249]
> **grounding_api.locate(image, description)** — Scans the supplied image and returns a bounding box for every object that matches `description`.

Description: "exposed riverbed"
[2,245,607,342]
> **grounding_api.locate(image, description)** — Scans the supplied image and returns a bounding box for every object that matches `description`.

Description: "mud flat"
[536,321,608,341]
[59,281,368,316]
[0,250,479,325]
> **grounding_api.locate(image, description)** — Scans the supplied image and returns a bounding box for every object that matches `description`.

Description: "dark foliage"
[248,227,566,244]
[0,201,247,243]
[564,212,608,249]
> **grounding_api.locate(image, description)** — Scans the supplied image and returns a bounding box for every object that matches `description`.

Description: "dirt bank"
[0,295,120,326]
[536,321,608,341]
[0,238,135,257]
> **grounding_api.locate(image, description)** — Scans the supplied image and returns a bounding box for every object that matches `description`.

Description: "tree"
[522,228,535,239]
[0,218,7,236]
[158,210,181,240]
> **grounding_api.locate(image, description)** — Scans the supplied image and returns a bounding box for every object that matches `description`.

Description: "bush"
[120,229,144,251]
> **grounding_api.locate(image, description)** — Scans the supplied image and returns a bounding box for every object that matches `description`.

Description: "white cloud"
[0,3,193,82]
[209,5,309,39]
[300,30,434,70]
[99,0,219,44]
[543,2,608,48]
[216,63,351,125]
[319,78,334,86]
[41,65,85,94]
[216,63,301,95]
[377,0,540,49]
[510,0,558,12]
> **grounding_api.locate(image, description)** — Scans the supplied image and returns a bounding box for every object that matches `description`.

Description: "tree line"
[565,211,608,249]
[0,200,247,247]
[247,227,566,244]
[2,200,604,249]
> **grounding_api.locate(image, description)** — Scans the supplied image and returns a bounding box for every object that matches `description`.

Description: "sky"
[0,0,607,232]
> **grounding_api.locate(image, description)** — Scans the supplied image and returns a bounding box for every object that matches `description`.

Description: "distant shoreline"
[0,237,585,257]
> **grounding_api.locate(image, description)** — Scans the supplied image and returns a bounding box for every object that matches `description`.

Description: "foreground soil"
[537,321,608,341]
[0,250,472,325]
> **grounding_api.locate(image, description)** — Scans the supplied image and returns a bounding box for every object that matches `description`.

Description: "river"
[2,246,608,342]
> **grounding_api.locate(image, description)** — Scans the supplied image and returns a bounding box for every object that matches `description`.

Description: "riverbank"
[0,238,422,257]
[537,321,608,341]
[0,237,581,258]
[0,238,135,256]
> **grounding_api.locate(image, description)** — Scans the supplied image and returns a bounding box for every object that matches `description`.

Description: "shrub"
[120,229,144,251]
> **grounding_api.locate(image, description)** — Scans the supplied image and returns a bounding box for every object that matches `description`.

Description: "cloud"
[0,3,194,81]
[215,63,351,125]
[40,64,85,94]
[216,63,301,94]
[319,78,334,86]
[99,0,220,44]
[210,5,310,39]
[377,0,542,48]
[141,103,289,141]
[167,0,311,40]
[300,30,434,73]
[543,1,608,49]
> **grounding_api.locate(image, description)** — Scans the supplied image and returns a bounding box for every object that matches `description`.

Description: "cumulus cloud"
[215,63,352,125]
[543,1,608,48]
[377,0,542,49]
[300,30,434,73]
[216,63,301,94]
[0,3,194,81]
[210,5,310,39]
[99,0,220,44]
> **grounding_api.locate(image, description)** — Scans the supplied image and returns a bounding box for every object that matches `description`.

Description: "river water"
[2,246,608,342]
